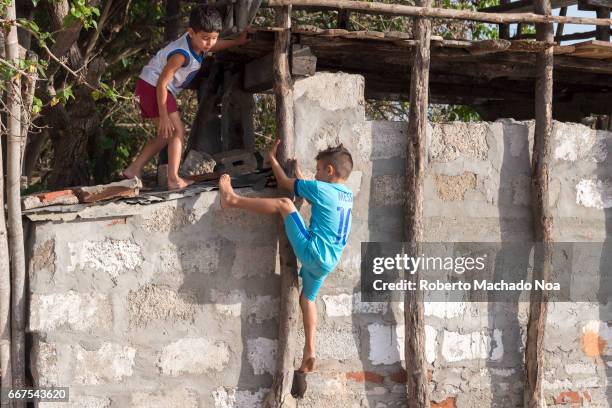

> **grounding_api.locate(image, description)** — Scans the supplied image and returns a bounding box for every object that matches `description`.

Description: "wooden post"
[5,1,26,405]
[555,6,567,39]
[337,9,350,29]
[404,0,431,406]
[595,7,611,41]
[524,0,553,407]
[499,0,511,39]
[263,5,300,408]
[165,0,181,41]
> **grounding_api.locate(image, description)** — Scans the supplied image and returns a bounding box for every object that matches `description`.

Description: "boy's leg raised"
[123,118,166,179]
[219,174,296,217]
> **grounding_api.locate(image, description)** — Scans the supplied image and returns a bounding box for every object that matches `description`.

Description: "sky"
[553,5,602,44]
[507,4,604,44]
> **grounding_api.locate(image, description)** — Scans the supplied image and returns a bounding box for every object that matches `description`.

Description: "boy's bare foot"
[298,351,316,373]
[167,177,194,191]
[219,174,237,209]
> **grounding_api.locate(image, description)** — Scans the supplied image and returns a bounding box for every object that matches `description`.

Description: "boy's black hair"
[189,5,223,33]
[315,144,353,179]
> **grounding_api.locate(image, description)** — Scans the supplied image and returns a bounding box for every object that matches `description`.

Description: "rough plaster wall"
[27,72,611,408]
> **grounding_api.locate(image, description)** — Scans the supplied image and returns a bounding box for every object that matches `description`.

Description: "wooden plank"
[263,5,300,408]
[404,0,431,407]
[524,0,554,407]
[264,0,612,25]
[569,40,612,59]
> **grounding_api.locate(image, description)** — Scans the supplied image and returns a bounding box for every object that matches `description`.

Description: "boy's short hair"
[189,5,223,33]
[316,144,353,179]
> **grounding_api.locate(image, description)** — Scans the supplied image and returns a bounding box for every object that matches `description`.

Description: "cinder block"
[430,122,489,163]
[73,342,136,385]
[29,291,112,332]
[247,337,277,375]
[322,293,387,317]
[158,337,230,376]
[131,388,198,408]
[368,324,437,365]
[212,387,270,408]
[213,149,257,176]
[68,239,143,281]
[38,396,111,408]
[441,329,503,363]
[128,284,197,328]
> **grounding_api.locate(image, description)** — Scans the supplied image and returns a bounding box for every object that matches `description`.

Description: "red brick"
[106,218,127,226]
[432,397,456,408]
[554,391,591,405]
[389,368,433,383]
[389,369,406,383]
[583,391,591,402]
[345,371,384,384]
[37,189,76,203]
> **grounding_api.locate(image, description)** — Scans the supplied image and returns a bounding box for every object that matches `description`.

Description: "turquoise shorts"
[284,211,330,302]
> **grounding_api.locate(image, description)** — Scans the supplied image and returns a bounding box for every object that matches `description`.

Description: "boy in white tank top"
[122,5,249,190]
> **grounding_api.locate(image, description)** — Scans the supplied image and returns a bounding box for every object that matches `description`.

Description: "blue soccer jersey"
[293,178,353,272]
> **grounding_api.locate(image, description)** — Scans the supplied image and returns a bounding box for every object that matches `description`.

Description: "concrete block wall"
[26,72,611,407]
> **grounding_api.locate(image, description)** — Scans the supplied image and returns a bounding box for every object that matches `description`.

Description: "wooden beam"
[578,0,612,10]
[264,0,612,25]
[263,5,300,408]
[524,0,554,407]
[404,0,431,407]
[480,0,576,12]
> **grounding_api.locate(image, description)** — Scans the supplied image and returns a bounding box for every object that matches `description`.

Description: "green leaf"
[32,97,43,114]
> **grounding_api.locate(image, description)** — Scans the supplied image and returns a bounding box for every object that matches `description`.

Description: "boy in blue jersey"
[219,139,354,373]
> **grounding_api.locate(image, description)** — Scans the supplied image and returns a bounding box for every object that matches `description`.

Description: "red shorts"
[134,78,178,119]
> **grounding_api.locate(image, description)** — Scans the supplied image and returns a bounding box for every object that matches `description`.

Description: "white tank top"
[139,33,206,96]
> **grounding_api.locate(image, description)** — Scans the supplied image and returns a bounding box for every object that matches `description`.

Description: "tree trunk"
[46,58,106,189]
[404,0,431,407]
[5,2,26,405]
[0,147,11,407]
[524,0,553,407]
[20,51,38,181]
[263,6,300,408]
[0,23,11,403]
